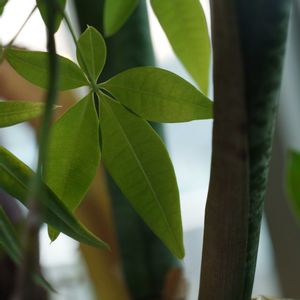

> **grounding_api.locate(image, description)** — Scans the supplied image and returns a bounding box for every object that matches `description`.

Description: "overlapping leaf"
[77,26,106,80]
[287,150,300,221]
[104,0,139,36]
[101,67,212,122]
[0,100,44,127]
[6,48,88,90]
[150,0,211,94]
[0,146,108,249]
[100,94,184,258]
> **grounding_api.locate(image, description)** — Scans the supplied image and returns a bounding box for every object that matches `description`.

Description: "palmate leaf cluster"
[0,0,212,274]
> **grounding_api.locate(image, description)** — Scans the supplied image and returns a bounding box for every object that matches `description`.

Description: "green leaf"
[101,67,213,123]
[0,100,44,127]
[6,48,88,90]
[45,93,100,211]
[0,207,56,292]
[100,94,184,258]
[77,26,106,81]
[0,146,108,249]
[287,149,300,221]
[36,0,66,33]
[0,0,8,16]
[104,0,139,36]
[150,0,211,94]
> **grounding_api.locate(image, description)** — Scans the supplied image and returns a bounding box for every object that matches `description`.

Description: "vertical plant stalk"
[12,1,59,299]
[199,1,249,299]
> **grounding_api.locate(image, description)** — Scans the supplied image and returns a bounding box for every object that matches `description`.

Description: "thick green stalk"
[199,1,291,299]
[73,1,180,299]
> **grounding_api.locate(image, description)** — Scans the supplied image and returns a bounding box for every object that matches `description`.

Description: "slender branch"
[12,1,59,299]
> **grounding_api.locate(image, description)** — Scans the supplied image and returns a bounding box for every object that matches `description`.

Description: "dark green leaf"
[36,0,66,33]
[0,0,8,16]
[6,48,88,90]
[101,67,212,122]
[0,100,44,127]
[104,0,139,36]
[287,149,300,221]
[77,26,106,81]
[100,94,184,258]
[45,93,100,212]
[0,146,108,249]
[150,0,211,94]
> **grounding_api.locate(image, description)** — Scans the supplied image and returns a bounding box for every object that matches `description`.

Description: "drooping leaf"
[0,146,108,249]
[100,94,184,258]
[6,48,88,90]
[104,0,139,36]
[287,150,300,221]
[0,100,44,127]
[36,0,66,33]
[45,93,100,212]
[0,0,8,16]
[77,26,106,81]
[150,0,211,94]
[101,67,213,122]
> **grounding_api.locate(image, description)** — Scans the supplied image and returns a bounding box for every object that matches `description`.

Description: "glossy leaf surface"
[150,0,211,94]
[77,26,106,80]
[45,94,100,211]
[0,100,44,127]
[36,0,66,33]
[0,146,108,249]
[104,0,139,36]
[6,48,88,90]
[287,150,300,221]
[100,94,184,258]
[101,67,213,122]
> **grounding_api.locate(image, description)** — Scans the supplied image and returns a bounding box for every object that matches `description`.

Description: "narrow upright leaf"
[150,0,211,94]
[6,48,88,90]
[45,93,100,211]
[77,26,106,80]
[104,0,139,36]
[0,0,8,16]
[101,67,212,122]
[100,94,184,258]
[0,146,108,249]
[0,100,44,127]
[36,0,66,33]
[287,150,300,221]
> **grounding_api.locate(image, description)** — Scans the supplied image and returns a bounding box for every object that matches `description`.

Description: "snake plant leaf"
[287,149,300,221]
[0,146,108,249]
[0,207,56,292]
[100,94,184,258]
[77,26,106,81]
[45,93,100,212]
[150,0,210,94]
[104,0,139,36]
[101,67,212,122]
[6,48,88,90]
[0,100,44,127]
[36,0,66,33]
[0,0,8,16]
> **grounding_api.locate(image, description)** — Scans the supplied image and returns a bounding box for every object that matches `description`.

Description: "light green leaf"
[287,149,300,221]
[36,0,66,33]
[0,207,55,292]
[100,94,184,258]
[77,26,106,81]
[101,67,213,122]
[104,0,139,36]
[0,100,44,127]
[6,48,88,90]
[150,0,211,94]
[0,146,108,249]
[0,0,8,16]
[45,93,100,211]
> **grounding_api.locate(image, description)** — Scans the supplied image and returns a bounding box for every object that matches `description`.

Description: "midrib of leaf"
[102,97,181,252]
[0,107,42,117]
[102,83,210,108]
[88,30,96,78]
